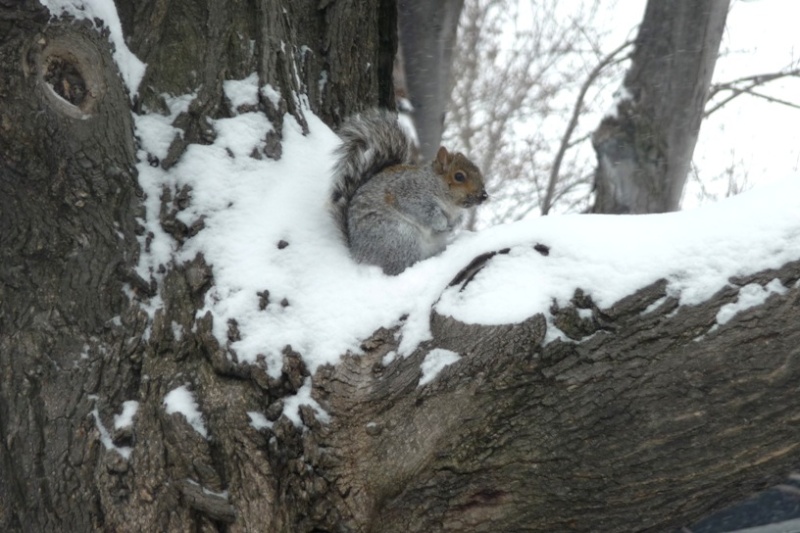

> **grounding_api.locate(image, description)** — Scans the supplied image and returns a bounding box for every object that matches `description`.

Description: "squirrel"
[329,109,488,275]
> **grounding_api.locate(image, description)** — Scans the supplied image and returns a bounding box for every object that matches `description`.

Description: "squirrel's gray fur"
[329,109,487,275]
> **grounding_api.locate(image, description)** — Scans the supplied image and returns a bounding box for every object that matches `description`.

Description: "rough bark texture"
[0,5,144,531]
[3,1,800,532]
[398,0,464,160]
[591,0,730,214]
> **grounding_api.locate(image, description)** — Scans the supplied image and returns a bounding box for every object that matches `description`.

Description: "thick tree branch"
[313,258,800,532]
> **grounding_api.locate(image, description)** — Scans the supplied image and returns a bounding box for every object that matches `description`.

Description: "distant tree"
[397,0,464,160]
[590,0,730,214]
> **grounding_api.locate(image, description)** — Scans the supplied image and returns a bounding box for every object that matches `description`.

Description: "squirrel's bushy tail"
[329,109,413,242]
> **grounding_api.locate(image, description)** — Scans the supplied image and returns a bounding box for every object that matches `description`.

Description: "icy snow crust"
[132,78,800,388]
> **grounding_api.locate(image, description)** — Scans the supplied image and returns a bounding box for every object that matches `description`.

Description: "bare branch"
[738,87,800,111]
[704,67,800,117]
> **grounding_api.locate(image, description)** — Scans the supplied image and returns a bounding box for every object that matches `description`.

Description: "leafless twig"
[704,67,800,117]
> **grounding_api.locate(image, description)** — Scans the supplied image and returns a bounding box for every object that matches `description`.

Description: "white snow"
[171,321,184,342]
[261,84,281,109]
[282,378,330,427]
[247,411,272,430]
[185,478,229,499]
[163,385,208,438]
[113,400,139,430]
[131,73,800,426]
[382,350,398,366]
[716,279,788,326]
[40,0,146,98]
[132,92,195,306]
[419,349,462,387]
[604,85,633,120]
[641,296,669,316]
[436,179,800,327]
[88,398,133,459]
[224,73,260,110]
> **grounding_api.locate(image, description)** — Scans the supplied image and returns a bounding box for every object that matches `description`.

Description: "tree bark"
[591,0,730,214]
[3,1,800,532]
[0,0,395,531]
[0,4,143,531]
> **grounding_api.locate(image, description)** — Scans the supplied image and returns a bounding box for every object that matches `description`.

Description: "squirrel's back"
[329,109,413,241]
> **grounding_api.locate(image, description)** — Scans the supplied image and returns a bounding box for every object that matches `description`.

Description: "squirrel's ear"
[436,146,450,165]
[434,146,452,174]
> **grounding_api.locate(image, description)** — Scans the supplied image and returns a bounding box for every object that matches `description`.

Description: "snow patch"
[224,73,260,111]
[604,84,633,120]
[164,385,208,438]
[282,378,330,427]
[113,400,139,430]
[89,399,132,459]
[185,478,229,500]
[419,349,462,386]
[260,84,281,109]
[716,279,787,326]
[642,295,669,316]
[171,321,184,342]
[247,411,273,430]
[382,350,398,366]
[436,179,800,327]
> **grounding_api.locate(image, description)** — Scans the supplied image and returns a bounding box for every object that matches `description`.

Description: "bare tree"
[591,0,730,214]
[2,1,800,532]
[445,1,799,225]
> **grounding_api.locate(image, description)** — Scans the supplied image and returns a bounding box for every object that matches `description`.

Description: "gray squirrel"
[329,109,488,275]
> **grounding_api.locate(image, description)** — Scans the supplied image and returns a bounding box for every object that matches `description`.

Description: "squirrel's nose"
[480,189,489,202]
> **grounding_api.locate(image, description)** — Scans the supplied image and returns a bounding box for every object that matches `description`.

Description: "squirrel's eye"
[454,171,466,183]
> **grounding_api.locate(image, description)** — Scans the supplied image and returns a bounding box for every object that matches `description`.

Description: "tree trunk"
[398,0,464,160]
[591,0,730,214]
[1,0,395,531]
[3,2,800,532]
